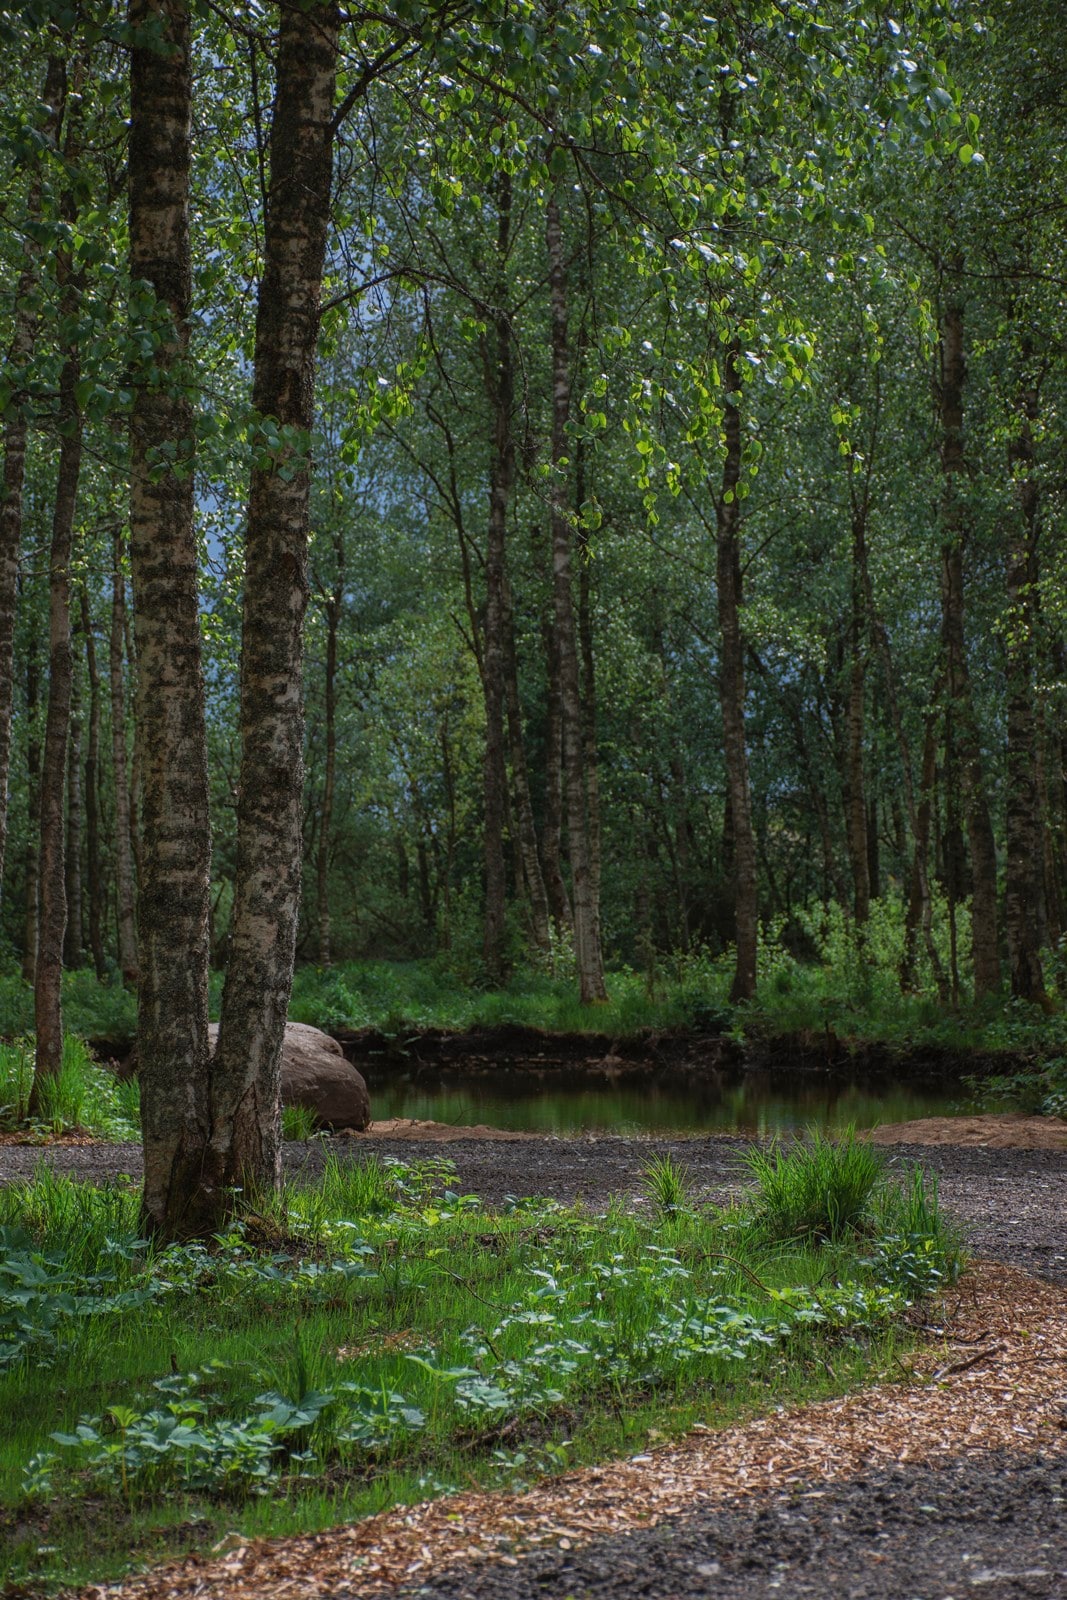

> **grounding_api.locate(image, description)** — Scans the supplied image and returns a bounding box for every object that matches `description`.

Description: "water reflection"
[367,1072,966,1136]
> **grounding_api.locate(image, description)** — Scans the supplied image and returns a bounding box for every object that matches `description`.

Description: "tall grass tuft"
[741,1127,885,1242]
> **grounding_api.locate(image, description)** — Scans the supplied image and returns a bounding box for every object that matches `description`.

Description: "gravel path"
[6,1132,1067,1285]
[9,1135,1067,1600]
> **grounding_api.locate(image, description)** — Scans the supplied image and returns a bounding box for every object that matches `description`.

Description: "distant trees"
[2,0,1067,1224]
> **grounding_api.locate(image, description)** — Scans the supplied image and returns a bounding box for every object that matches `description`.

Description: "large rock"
[117,1022,371,1131]
[212,1023,370,1132]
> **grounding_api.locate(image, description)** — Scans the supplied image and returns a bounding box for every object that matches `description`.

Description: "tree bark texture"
[128,0,213,1236]
[503,574,551,952]
[845,507,870,924]
[0,57,66,906]
[1004,376,1045,1000]
[63,613,84,969]
[481,174,514,980]
[110,532,139,984]
[716,344,757,1002]
[938,287,1000,998]
[80,586,107,980]
[31,127,85,1105]
[546,192,606,1002]
[213,1,340,1194]
[316,570,341,967]
[21,624,41,983]
[539,593,571,934]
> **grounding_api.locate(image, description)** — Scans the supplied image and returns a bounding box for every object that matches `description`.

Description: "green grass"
[0,1147,961,1592]
[742,1127,888,1242]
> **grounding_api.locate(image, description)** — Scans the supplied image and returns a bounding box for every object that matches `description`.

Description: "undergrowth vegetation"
[0,1142,960,1591]
[1,886,1064,1143]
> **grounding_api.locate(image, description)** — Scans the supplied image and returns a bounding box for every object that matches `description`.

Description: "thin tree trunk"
[0,58,66,904]
[503,574,551,952]
[546,191,606,1003]
[481,173,514,981]
[716,343,757,1002]
[576,438,603,958]
[110,531,138,984]
[80,586,107,979]
[317,566,341,966]
[63,612,84,968]
[122,600,143,881]
[939,281,1000,998]
[213,2,340,1194]
[1004,372,1045,1000]
[31,112,85,1108]
[539,595,571,933]
[845,508,870,924]
[129,0,213,1236]
[21,629,41,983]
[901,696,949,999]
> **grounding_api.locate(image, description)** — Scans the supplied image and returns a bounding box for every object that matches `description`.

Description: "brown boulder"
[120,1023,370,1131]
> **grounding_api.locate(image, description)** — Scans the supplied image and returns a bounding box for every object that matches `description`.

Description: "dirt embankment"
[325,1022,1021,1091]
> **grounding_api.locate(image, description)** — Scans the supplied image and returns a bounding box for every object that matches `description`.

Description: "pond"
[365,1070,969,1137]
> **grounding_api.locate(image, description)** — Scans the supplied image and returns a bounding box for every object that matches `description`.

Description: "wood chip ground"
[77,1260,1067,1600]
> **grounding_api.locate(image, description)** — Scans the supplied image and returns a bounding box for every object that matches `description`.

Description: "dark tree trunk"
[31,122,85,1108]
[128,0,213,1237]
[0,58,66,905]
[901,696,949,1001]
[503,574,551,952]
[482,174,514,981]
[716,344,757,1002]
[576,438,604,963]
[317,557,342,966]
[1004,373,1045,1001]
[213,2,340,1194]
[110,532,139,984]
[63,612,84,969]
[546,192,606,1002]
[21,626,41,983]
[845,508,870,924]
[539,591,571,934]
[939,283,1000,998]
[79,586,107,980]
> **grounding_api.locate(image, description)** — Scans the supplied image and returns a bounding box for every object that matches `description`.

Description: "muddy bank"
[327,1022,1018,1092]
[87,1022,1028,1092]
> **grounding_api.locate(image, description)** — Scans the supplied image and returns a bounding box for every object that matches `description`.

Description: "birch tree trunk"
[31,127,85,1107]
[482,175,514,980]
[212,1,340,1193]
[21,632,41,982]
[716,344,757,1002]
[0,58,66,904]
[80,586,107,980]
[938,283,1000,998]
[63,624,84,969]
[110,532,139,985]
[128,0,213,1236]
[546,191,606,1002]
[1004,373,1045,1000]
[316,574,341,966]
[503,574,551,952]
[845,506,870,924]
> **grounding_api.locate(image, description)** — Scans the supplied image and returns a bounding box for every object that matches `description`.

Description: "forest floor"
[4,1126,1066,1600]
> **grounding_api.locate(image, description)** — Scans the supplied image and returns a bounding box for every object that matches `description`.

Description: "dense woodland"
[1,1,1064,1229]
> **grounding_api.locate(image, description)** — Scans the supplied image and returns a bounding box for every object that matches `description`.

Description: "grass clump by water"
[0,1146,961,1592]
[0,1036,140,1141]
[742,1128,887,1243]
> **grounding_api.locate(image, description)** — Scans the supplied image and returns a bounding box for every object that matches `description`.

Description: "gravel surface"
[8,1134,1067,1600]
[389,1449,1067,1600]
[4,1132,1066,1285]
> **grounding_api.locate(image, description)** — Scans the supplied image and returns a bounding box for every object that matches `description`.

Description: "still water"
[366,1073,967,1137]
